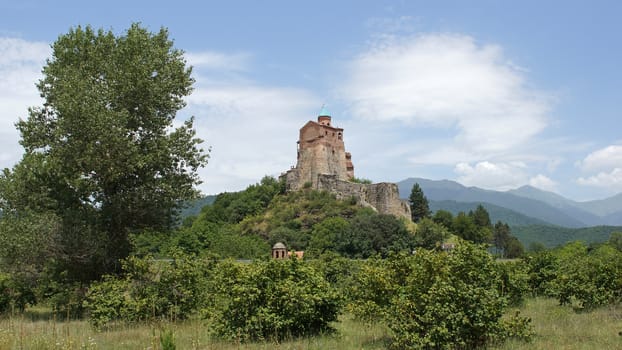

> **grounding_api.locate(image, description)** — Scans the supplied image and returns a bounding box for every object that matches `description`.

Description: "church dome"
[272,242,287,249]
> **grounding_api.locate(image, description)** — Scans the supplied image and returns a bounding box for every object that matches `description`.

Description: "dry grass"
[493,298,622,350]
[0,298,620,349]
[0,312,388,350]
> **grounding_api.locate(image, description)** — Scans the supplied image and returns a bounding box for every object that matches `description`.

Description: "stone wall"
[316,174,411,220]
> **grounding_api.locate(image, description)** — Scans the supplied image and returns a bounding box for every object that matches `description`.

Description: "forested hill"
[180,195,217,218]
[512,225,622,248]
[429,200,550,227]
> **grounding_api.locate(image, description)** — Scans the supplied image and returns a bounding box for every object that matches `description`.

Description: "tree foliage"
[204,258,341,341]
[609,231,622,251]
[85,252,215,329]
[347,242,533,349]
[471,204,492,228]
[409,183,430,222]
[0,24,208,282]
[414,217,450,249]
[432,209,454,229]
[548,242,622,310]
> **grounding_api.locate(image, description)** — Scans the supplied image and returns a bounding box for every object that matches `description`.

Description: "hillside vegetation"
[429,200,550,227]
[512,224,622,248]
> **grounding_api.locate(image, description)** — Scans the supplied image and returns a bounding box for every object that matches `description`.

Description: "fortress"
[280,108,411,220]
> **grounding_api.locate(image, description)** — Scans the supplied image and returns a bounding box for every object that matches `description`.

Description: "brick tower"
[282,107,354,190]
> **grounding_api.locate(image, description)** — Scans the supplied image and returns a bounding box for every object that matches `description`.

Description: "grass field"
[0,298,620,349]
[494,298,622,350]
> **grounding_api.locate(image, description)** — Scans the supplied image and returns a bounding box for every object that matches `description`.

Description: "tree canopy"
[409,183,430,222]
[0,24,208,282]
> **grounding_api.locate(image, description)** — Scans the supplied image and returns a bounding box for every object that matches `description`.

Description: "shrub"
[524,250,558,297]
[85,252,213,328]
[347,257,397,323]
[307,252,361,299]
[204,258,341,341]
[497,260,530,307]
[0,273,36,314]
[550,244,622,310]
[388,243,512,349]
[347,242,532,349]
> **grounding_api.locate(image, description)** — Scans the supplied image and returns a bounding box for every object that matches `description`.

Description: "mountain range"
[397,178,622,228]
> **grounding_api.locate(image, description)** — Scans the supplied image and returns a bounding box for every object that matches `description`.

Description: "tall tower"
[282,107,354,190]
[280,107,411,221]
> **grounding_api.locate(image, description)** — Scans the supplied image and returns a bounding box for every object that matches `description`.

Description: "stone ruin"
[280,108,411,221]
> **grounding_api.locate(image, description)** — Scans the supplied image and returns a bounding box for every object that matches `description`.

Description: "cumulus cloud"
[575,145,622,192]
[529,174,558,192]
[339,33,551,160]
[577,144,622,172]
[454,161,528,190]
[577,168,622,189]
[0,37,50,168]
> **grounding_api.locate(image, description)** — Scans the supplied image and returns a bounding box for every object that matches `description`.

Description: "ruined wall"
[316,174,411,221]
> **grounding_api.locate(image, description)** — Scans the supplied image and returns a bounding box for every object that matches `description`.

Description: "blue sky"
[1,1,621,201]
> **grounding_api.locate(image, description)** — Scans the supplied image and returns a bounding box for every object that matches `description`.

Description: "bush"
[0,273,36,314]
[38,273,87,319]
[347,257,397,323]
[307,252,362,299]
[347,242,532,349]
[204,258,342,341]
[550,244,622,310]
[497,260,530,307]
[524,250,558,297]
[388,243,512,349]
[85,252,213,328]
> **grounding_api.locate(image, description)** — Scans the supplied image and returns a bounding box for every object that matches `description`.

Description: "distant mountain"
[429,200,551,227]
[508,185,622,225]
[180,195,217,218]
[398,178,587,227]
[508,186,603,226]
[508,185,576,208]
[575,193,622,217]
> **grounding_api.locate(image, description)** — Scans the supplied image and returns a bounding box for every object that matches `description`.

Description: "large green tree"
[414,217,450,250]
[0,24,208,282]
[409,183,430,222]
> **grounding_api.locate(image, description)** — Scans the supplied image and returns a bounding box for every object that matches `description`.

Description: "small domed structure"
[272,242,287,259]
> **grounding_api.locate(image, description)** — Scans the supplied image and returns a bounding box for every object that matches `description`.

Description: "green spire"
[318,104,331,117]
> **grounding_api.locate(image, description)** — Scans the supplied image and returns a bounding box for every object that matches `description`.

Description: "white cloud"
[578,144,622,172]
[575,145,622,193]
[185,51,250,71]
[0,37,50,168]
[529,174,558,192]
[454,161,528,190]
[187,81,320,194]
[339,33,551,160]
[577,168,622,189]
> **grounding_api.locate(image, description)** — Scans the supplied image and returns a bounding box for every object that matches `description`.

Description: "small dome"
[272,242,287,249]
[318,105,331,117]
